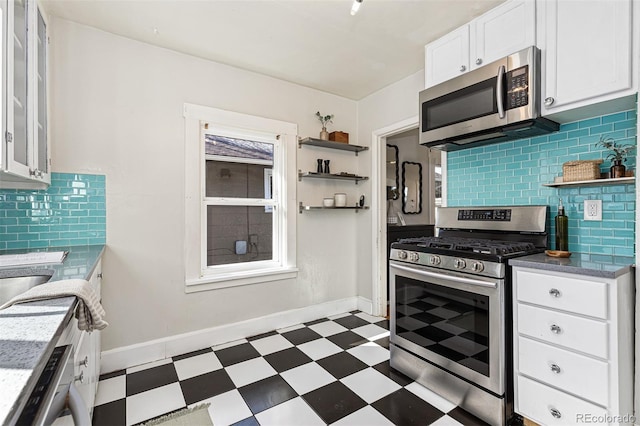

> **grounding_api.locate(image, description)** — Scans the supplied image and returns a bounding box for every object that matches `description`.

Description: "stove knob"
[454,258,466,269]
[429,255,441,265]
[471,261,484,273]
[397,251,408,260]
[408,252,420,262]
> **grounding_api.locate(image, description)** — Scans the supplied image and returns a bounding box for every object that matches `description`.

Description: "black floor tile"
[172,347,213,362]
[316,351,368,379]
[372,388,444,425]
[179,369,235,405]
[333,315,369,330]
[375,319,390,330]
[448,406,491,426]
[263,347,312,373]
[99,369,125,381]
[302,381,367,424]
[238,375,298,414]
[232,416,260,426]
[304,318,329,326]
[280,327,322,345]
[92,398,126,426]
[126,363,179,396]
[373,335,389,349]
[214,342,261,367]
[247,330,278,341]
[372,360,413,386]
[326,330,367,350]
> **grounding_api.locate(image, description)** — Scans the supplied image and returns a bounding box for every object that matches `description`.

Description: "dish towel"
[0,279,108,331]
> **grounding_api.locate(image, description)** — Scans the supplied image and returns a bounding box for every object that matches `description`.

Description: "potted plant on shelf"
[596,136,636,178]
[315,111,334,141]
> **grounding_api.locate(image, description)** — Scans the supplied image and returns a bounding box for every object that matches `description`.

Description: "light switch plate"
[584,199,602,221]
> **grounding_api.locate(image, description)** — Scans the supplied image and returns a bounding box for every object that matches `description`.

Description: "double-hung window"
[184,104,297,291]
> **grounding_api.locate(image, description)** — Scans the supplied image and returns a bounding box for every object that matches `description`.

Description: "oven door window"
[395,275,490,376]
[422,77,498,132]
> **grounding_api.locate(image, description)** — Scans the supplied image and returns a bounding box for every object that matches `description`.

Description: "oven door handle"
[391,262,497,289]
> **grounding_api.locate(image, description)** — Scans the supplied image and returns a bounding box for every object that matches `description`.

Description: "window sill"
[185,267,298,293]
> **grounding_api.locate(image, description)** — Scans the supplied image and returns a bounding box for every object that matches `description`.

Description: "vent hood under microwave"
[419,46,559,152]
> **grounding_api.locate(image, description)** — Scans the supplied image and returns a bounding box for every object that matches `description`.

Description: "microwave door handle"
[496,65,506,119]
[391,262,497,289]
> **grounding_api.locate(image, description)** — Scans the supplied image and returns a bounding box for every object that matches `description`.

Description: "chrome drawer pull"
[74,371,84,384]
[549,288,561,298]
[79,356,89,367]
[550,324,562,334]
[550,363,561,374]
[550,408,562,419]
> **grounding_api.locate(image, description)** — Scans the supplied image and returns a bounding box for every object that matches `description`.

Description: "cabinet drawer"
[518,336,608,406]
[517,304,608,359]
[517,375,608,425]
[516,270,607,319]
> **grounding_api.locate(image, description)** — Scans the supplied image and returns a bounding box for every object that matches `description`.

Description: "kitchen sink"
[0,272,53,305]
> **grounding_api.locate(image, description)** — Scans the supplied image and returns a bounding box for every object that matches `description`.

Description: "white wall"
[354,71,425,301]
[50,18,359,351]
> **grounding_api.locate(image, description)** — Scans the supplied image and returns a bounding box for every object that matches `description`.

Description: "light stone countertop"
[509,252,635,278]
[0,245,104,426]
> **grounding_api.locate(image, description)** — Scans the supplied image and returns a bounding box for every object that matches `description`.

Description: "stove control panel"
[457,209,512,221]
[390,248,504,279]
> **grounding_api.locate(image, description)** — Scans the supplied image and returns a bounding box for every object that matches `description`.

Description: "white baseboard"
[100,296,359,374]
[357,296,373,315]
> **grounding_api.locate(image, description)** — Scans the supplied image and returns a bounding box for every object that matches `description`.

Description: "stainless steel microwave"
[419,46,558,151]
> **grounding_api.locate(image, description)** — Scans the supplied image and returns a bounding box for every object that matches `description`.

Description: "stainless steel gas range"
[389,205,548,426]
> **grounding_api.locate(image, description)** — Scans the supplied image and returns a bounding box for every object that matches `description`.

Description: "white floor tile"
[94,374,125,406]
[297,338,343,360]
[340,368,401,403]
[355,312,385,323]
[328,312,352,320]
[405,382,457,413]
[430,415,465,426]
[352,323,389,341]
[255,397,325,426]
[174,352,223,380]
[126,383,185,426]
[308,320,349,337]
[332,405,395,426]
[276,323,306,333]
[212,338,248,351]
[225,357,277,387]
[191,389,253,426]
[126,358,172,374]
[280,362,336,395]
[347,342,390,366]
[250,334,294,356]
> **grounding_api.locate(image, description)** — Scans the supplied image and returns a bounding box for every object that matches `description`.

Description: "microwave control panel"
[506,65,529,110]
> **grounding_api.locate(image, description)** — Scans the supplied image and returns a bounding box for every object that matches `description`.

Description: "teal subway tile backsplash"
[448,109,636,256]
[0,173,106,250]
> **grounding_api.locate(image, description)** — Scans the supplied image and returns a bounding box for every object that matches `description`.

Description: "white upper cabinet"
[539,0,635,117]
[471,0,536,70]
[0,0,50,189]
[425,0,535,88]
[425,25,469,88]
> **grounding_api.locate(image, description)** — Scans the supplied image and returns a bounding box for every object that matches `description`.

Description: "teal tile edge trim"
[0,173,106,250]
[447,108,636,257]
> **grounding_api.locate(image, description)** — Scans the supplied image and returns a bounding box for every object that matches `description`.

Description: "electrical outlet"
[584,199,602,221]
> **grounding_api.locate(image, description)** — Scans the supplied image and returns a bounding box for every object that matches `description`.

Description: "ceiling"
[41,0,504,100]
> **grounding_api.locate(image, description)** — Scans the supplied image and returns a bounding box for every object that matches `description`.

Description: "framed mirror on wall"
[402,161,422,214]
[386,144,399,200]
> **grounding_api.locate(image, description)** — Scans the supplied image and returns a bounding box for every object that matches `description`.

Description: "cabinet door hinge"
[5,132,12,143]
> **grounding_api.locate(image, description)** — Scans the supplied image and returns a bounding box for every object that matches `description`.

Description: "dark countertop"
[0,245,105,425]
[509,252,635,278]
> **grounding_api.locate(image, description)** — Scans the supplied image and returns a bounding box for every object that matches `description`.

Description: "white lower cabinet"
[513,266,634,425]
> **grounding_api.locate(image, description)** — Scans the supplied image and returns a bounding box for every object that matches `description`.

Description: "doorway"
[370,117,446,317]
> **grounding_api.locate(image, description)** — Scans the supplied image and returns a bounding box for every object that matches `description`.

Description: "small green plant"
[596,136,635,164]
[315,111,334,128]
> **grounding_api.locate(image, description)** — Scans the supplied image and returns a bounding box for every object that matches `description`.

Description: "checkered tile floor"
[92,311,488,426]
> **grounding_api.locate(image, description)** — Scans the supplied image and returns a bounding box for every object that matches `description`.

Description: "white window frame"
[184,104,298,292]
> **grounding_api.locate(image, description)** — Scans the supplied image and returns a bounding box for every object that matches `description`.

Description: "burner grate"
[398,236,537,256]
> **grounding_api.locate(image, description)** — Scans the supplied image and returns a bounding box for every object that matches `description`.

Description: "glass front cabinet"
[0,0,50,188]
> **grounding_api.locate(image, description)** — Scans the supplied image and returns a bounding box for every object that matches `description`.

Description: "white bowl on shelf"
[323,198,335,207]
[334,193,347,207]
